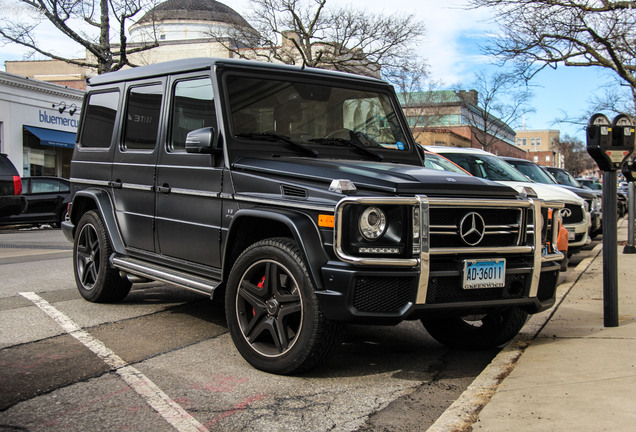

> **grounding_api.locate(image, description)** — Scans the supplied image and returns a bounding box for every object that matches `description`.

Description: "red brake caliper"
[254,276,266,316]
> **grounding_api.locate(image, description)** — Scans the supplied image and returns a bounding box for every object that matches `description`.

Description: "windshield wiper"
[236,132,319,157]
[310,131,384,161]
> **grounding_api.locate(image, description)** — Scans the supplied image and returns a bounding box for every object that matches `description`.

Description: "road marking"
[19,291,209,432]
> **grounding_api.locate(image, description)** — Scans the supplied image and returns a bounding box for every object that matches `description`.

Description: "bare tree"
[468,0,636,109]
[209,0,425,78]
[556,134,596,175]
[461,71,534,153]
[0,0,159,74]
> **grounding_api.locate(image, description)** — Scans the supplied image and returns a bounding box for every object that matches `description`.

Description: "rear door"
[112,79,166,253]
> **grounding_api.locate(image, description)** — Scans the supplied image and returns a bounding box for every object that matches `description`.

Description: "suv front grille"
[429,207,523,248]
[561,204,584,224]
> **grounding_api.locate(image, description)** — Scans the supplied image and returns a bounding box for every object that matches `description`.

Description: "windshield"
[506,160,556,184]
[226,75,412,160]
[547,168,581,187]
[439,152,530,182]
[424,152,469,175]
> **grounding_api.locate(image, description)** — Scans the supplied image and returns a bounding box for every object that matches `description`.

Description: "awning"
[24,126,76,149]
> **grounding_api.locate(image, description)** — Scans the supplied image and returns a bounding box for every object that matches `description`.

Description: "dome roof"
[137,0,250,27]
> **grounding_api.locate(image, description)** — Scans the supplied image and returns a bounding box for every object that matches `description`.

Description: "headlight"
[359,206,386,240]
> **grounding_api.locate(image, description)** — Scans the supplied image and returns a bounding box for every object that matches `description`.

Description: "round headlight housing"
[359,206,386,240]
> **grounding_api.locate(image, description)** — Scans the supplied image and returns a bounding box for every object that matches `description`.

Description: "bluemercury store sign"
[38,110,79,129]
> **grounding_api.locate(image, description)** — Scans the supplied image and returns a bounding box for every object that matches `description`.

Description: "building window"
[517,138,527,146]
[546,155,550,162]
[536,138,541,147]
[533,156,539,163]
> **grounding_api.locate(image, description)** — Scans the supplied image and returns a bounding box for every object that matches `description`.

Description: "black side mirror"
[185,127,216,154]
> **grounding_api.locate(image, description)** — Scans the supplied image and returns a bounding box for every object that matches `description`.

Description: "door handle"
[156,185,171,194]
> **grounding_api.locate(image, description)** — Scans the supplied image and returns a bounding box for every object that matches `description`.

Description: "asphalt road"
[0,226,599,432]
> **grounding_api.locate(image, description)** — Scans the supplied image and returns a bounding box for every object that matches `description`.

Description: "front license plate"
[462,259,506,289]
[567,228,575,241]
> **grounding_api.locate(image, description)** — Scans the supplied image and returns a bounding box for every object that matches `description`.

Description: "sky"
[0,0,629,142]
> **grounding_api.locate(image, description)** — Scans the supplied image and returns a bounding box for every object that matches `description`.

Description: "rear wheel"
[225,238,339,374]
[73,211,131,303]
[422,307,528,350]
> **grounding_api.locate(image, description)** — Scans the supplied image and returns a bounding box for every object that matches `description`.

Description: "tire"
[225,237,339,374]
[73,210,131,303]
[421,307,528,350]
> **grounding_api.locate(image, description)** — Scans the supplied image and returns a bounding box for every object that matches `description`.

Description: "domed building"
[123,0,254,66]
[130,0,251,43]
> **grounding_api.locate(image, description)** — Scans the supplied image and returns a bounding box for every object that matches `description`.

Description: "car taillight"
[13,176,22,195]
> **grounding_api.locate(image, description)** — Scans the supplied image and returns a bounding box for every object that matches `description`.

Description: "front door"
[155,74,223,269]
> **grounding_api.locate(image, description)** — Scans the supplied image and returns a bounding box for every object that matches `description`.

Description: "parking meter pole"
[602,170,619,327]
[625,182,636,254]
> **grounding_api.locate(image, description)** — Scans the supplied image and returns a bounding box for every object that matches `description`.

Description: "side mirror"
[185,127,216,154]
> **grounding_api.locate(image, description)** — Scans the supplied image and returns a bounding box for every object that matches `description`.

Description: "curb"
[425,238,605,432]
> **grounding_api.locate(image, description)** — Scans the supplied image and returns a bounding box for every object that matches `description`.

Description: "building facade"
[0,71,84,178]
[400,90,526,158]
[514,129,564,168]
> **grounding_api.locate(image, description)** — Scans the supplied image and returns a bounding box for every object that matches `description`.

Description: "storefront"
[0,71,84,179]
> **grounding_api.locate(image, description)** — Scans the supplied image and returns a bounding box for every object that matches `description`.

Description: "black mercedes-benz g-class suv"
[63,58,563,374]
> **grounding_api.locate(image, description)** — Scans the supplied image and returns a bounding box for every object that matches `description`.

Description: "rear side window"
[30,178,69,193]
[123,84,163,151]
[80,91,120,148]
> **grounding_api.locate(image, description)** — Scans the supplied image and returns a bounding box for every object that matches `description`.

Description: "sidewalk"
[428,218,636,432]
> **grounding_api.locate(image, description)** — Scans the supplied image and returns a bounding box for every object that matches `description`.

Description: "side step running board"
[111,256,220,296]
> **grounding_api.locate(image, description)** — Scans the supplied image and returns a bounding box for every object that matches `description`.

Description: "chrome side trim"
[122,183,153,191]
[70,178,111,187]
[170,187,220,198]
[234,194,334,212]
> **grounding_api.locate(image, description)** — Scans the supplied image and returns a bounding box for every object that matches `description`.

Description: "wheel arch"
[69,189,126,255]
[223,208,329,291]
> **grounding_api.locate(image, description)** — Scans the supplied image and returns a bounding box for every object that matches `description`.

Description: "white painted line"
[20,292,208,432]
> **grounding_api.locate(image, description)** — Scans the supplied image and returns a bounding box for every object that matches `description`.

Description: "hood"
[232,157,519,198]
[498,181,584,204]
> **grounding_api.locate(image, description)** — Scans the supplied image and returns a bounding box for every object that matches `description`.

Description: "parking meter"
[586,114,635,327]
[623,158,636,183]
[586,114,635,171]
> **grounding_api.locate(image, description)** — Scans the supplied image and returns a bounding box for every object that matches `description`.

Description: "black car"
[501,157,602,238]
[0,176,70,227]
[0,154,27,218]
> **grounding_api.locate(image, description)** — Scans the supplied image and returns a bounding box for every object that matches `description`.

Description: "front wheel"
[225,238,339,374]
[73,211,131,303]
[422,307,528,350]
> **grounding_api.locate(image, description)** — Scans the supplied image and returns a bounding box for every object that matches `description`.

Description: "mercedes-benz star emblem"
[459,212,486,246]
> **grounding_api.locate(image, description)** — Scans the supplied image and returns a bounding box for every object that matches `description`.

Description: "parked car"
[62,58,564,374]
[502,157,602,239]
[427,146,590,255]
[0,153,27,218]
[548,167,627,218]
[0,176,70,227]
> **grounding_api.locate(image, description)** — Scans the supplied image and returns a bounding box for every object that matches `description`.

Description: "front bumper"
[317,196,563,323]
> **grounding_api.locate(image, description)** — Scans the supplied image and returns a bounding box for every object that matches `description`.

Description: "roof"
[87,57,387,86]
[397,90,461,106]
[136,0,250,27]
